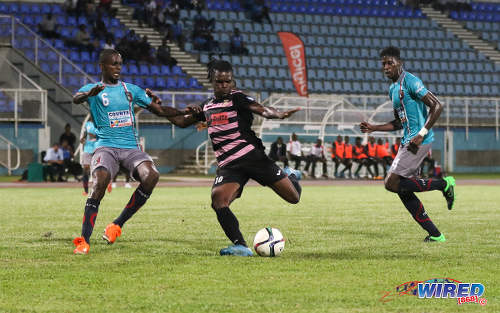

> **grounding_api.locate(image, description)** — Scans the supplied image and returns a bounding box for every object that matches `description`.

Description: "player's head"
[369,136,375,144]
[377,138,383,145]
[291,133,297,141]
[207,59,233,98]
[64,123,71,132]
[344,136,350,143]
[99,49,122,83]
[52,142,59,150]
[380,46,402,82]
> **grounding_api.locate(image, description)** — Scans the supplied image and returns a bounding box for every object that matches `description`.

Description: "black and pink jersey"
[195,90,265,167]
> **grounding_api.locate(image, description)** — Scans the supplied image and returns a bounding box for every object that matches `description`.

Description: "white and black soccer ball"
[253,227,285,257]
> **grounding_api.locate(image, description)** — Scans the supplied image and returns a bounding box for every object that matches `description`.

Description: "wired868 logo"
[381,277,487,306]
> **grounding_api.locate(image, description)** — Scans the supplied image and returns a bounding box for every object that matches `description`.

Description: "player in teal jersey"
[71,49,192,254]
[360,46,455,243]
[80,116,97,196]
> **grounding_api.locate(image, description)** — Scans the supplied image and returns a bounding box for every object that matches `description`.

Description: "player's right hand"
[184,105,202,115]
[87,85,105,98]
[360,121,374,133]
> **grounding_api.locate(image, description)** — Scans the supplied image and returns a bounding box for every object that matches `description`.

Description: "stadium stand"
[0,2,203,93]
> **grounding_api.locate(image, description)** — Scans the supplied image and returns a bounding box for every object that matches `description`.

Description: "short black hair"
[380,46,401,60]
[207,59,233,83]
[99,49,120,64]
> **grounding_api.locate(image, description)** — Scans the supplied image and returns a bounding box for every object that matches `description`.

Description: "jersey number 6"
[101,93,109,106]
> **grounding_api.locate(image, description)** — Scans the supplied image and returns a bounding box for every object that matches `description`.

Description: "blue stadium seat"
[139,64,150,76]
[167,77,177,89]
[188,78,201,89]
[156,77,166,89]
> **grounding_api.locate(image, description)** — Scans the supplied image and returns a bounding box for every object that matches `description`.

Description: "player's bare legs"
[103,161,159,244]
[269,177,300,204]
[90,168,112,200]
[384,172,400,193]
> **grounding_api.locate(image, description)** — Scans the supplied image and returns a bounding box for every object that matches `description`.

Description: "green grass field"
[1,183,499,312]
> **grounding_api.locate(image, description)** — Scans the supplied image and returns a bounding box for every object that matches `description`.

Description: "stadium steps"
[107,0,212,89]
[174,144,215,174]
[420,6,500,64]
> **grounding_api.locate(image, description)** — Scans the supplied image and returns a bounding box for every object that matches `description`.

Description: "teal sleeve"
[78,83,96,94]
[407,75,428,100]
[128,83,152,108]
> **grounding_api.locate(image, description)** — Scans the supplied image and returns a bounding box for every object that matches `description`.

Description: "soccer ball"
[253,227,285,257]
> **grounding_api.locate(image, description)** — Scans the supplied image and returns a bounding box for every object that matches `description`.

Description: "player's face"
[381,56,401,81]
[213,71,233,98]
[100,54,122,83]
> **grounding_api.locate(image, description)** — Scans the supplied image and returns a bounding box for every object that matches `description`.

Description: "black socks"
[399,178,446,193]
[81,198,100,243]
[113,186,151,227]
[214,207,247,247]
[398,191,441,237]
[82,173,89,193]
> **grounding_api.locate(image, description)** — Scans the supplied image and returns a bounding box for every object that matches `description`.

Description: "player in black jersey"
[167,60,302,256]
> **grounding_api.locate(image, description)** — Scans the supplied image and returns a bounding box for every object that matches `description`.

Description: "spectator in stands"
[38,13,60,39]
[67,24,98,53]
[168,18,185,50]
[230,28,249,55]
[353,137,374,179]
[331,135,344,178]
[304,139,328,179]
[116,30,140,61]
[165,1,180,21]
[376,138,393,178]
[92,12,109,41]
[145,0,157,27]
[339,136,353,178]
[43,143,65,182]
[63,0,78,16]
[102,37,115,50]
[98,0,116,17]
[59,123,77,152]
[287,133,303,170]
[268,137,288,167]
[191,0,206,11]
[244,0,272,25]
[138,35,156,63]
[157,39,177,68]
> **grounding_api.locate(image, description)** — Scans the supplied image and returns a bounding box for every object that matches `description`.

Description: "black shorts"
[212,149,287,197]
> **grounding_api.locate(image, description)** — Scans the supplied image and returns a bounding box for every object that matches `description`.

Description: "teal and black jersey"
[389,71,434,146]
[83,120,97,154]
[78,81,151,150]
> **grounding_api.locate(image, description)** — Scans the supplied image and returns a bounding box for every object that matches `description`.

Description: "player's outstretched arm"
[360,109,402,133]
[409,91,442,146]
[73,85,105,104]
[248,102,301,119]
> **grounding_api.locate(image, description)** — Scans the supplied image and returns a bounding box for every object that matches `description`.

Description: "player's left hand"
[279,107,301,119]
[410,134,423,146]
[184,105,202,115]
[146,89,162,105]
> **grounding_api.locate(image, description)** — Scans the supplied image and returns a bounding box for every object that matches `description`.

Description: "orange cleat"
[82,191,88,196]
[107,183,112,193]
[102,223,122,244]
[73,237,90,254]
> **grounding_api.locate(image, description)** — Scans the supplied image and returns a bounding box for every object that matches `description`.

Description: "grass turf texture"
[0,184,498,312]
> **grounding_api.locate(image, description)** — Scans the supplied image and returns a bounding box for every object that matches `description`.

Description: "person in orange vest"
[391,137,401,159]
[353,137,374,178]
[339,136,353,178]
[331,135,345,178]
[376,138,393,177]
[364,136,381,179]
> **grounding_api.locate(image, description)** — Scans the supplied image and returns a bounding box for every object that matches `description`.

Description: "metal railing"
[0,134,21,175]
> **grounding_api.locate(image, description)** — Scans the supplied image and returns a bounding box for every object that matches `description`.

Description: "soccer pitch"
[1,183,499,312]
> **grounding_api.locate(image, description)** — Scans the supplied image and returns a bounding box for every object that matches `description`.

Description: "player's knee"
[211,191,230,210]
[384,179,398,193]
[288,193,300,204]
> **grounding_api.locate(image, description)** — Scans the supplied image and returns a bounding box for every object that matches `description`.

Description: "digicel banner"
[278,32,308,97]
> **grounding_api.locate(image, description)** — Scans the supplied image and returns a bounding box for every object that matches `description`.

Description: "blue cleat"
[283,167,302,180]
[219,244,253,256]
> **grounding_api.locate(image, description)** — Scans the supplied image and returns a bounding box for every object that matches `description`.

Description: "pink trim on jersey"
[214,139,247,157]
[218,144,255,167]
[204,100,233,111]
[208,121,239,135]
[212,131,242,144]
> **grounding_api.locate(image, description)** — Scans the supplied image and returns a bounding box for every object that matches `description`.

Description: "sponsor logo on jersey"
[108,110,132,128]
[210,112,229,126]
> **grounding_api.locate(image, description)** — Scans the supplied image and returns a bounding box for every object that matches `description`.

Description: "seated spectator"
[59,123,76,153]
[364,136,381,179]
[191,0,206,11]
[66,24,98,53]
[98,0,116,17]
[339,136,353,178]
[268,137,288,167]
[286,133,304,170]
[376,138,392,178]
[246,0,272,25]
[304,139,328,179]
[165,2,180,21]
[331,135,344,178]
[138,35,156,63]
[145,0,157,27]
[102,37,115,50]
[230,28,249,55]
[193,8,215,31]
[61,139,81,181]
[43,143,65,182]
[156,39,177,68]
[168,18,185,50]
[63,0,78,16]
[353,137,374,179]
[38,13,60,39]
